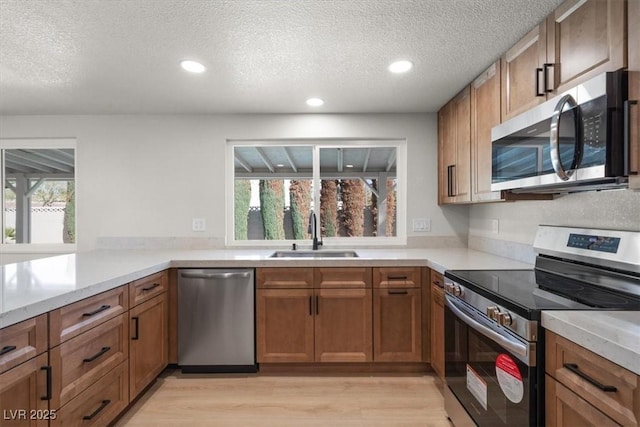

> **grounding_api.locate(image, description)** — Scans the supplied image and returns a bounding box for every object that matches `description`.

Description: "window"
[227,140,405,246]
[1,139,76,251]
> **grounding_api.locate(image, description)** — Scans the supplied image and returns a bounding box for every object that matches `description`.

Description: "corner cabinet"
[438,86,471,204]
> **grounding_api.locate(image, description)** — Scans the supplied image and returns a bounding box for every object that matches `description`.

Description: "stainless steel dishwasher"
[178,268,256,373]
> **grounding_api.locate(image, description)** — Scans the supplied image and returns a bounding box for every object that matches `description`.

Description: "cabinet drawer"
[52,362,128,427]
[546,331,640,427]
[50,286,128,347]
[257,268,314,289]
[50,313,128,409]
[0,314,47,374]
[373,267,420,288]
[316,267,372,289]
[430,270,444,289]
[129,271,168,307]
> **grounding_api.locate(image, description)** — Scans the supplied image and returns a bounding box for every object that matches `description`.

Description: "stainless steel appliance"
[443,226,640,427]
[491,70,630,194]
[178,268,256,373]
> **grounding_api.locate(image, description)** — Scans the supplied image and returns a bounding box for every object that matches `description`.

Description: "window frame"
[0,138,77,253]
[226,138,407,247]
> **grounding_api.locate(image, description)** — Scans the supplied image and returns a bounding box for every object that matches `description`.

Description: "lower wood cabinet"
[0,352,49,427]
[373,288,421,362]
[129,291,168,400]
[52,361,128,427]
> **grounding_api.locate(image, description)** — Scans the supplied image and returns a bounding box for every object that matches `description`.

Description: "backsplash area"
[468,188,640,263]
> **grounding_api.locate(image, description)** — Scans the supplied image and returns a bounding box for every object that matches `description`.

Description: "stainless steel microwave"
[491,70,629,193]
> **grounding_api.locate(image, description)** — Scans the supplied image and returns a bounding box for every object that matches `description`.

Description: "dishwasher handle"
[180,271,252,280]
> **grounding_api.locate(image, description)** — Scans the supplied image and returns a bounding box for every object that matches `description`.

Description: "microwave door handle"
[550,94,580,181]
[445,295,530,362]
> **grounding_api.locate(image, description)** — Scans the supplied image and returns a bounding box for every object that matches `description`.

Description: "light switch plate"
[412,218,431,232]
[192,218,206,232]
[491,219,499,234]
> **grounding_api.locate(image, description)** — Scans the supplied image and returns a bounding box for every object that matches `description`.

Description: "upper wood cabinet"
[629,0,640,189]
[471,61,503,202]
[438,86,471,204]
[502,0,626,122]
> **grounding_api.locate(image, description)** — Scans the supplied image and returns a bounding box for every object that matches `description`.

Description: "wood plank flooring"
[115,371,451,426]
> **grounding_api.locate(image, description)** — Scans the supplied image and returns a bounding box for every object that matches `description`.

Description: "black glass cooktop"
[444,268,640,315]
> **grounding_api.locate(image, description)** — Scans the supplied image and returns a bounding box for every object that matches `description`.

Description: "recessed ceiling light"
[388,60,413,74]
[180,60,206,73]
[346,164,354,168]
[306,98,324,107]
[276,164,285,167]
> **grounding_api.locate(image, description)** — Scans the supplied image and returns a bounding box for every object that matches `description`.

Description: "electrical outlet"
[192,218,206,232]
[412,218,431,232]
[491,219,499,234]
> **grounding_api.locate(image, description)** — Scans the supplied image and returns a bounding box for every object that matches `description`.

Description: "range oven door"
[444,295,539,427]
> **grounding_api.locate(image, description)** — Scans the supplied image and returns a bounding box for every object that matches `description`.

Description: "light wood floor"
[116,371,451,426]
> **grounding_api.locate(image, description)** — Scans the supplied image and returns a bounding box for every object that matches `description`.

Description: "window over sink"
[1,138,76,252]
[227,139,406,247]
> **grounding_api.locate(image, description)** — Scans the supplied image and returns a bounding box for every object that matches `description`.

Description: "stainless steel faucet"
[308,211,323,250]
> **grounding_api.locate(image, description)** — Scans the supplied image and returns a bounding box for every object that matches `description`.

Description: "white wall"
[1,113,468,251]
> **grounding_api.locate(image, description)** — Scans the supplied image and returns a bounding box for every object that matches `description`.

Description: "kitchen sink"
[269,250,359,258]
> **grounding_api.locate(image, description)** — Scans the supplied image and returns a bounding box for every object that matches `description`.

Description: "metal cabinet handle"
[388,289,409,295]
[563,363,617,392]
[0,345,17,356]
[308,296,312,316]
[549,93,582,181]
[624,100,638,175]
[388,275,408,280]
[40,366,52,400]
[142,283,160,291]
[132,317,139,340]
[535,68,545,96]
[180,271,251,280]
[83,346,111,363]
[543,63,554,93]
[315,295,319,315]
[83,400,111,420]
[82,304,111,317]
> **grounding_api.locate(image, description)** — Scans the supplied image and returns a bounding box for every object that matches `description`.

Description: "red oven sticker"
[495,354,524,404]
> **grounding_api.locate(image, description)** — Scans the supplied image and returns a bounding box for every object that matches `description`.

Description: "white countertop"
[542,311,640,375]
[1,247,532,328]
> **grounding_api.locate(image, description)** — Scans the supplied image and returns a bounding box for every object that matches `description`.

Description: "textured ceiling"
[0,0,564,115]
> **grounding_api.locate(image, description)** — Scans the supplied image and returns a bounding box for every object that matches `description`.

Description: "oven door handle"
[445,295,530,363]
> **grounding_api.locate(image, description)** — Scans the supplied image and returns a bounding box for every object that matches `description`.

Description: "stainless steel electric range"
[443,225,640,427]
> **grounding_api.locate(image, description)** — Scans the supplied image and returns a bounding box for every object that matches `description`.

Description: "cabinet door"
[502,22,547,120]
[630,0,640,189]
[314,289,372,362]
[438,102,455,204]
[129,292,168,400]
[471,61,503,202]
[373,288,421,362]
[256,289,314,363]
[0,353,49,427]
[545,375,619,427]
[546,0,625,95]
[453,87,471,203]
[430,284,445,380]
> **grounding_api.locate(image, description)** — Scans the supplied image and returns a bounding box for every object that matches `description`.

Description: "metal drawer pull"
[388,275,408,280]
[316,295,319,315]
[388,289,409,295]
[83,347,111,363]
[563,363,617,392]
[308,296,312,316]
[40,366,52,400]
[0,345,17,356]
[142,283,160,291]
[83,400,111,420]
[82,304,111,317]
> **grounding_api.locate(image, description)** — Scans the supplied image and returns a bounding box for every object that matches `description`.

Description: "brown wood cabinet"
[256,267,373,364]
[0,353,49,427]
[373,287,421,362]
[129,291,168,400]
[502,0,626,121]
[471,61,503,202]
[430,271,445,381]
[0,314,47,374]
[546,331,640,427]
[129,271,168,307]
[438,86,471,204]
[630,0,640,189]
